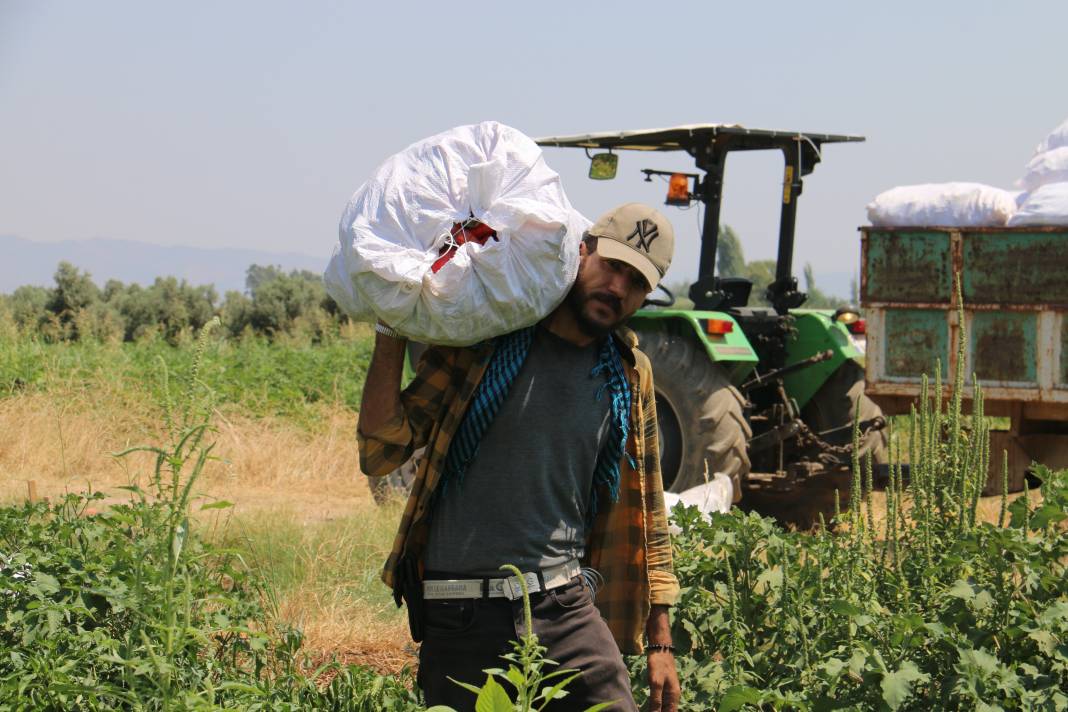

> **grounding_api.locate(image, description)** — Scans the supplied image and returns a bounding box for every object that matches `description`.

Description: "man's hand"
[645,604,680,711]
[646,650,680,712]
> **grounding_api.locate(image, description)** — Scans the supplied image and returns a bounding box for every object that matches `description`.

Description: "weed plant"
[0,320,418,710]
[635,305,1068,710]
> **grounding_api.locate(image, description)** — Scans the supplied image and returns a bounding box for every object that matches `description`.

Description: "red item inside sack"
[431,220,499,273]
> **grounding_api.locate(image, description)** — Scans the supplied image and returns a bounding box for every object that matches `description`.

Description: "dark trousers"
[417,577,637,711]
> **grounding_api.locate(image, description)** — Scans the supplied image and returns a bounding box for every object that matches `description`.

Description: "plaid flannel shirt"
[357,328,680,655]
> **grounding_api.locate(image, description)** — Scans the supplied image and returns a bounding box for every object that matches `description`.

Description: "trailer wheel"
[635,327,751,496]
[801,359,888,466]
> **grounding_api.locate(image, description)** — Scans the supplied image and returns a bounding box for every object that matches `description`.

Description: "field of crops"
[1,320,1065,710]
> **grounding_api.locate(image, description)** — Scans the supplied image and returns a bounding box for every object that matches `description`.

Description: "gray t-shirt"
[424,327,612,576]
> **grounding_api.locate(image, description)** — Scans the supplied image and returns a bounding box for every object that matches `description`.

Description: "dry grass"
[0,388,369,520]
[0,389,413,672]
[863,486,1044,533]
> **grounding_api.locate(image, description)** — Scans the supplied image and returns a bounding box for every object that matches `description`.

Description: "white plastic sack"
[324,121,589,346]
[1007,183,1068,227]
[866,183,1017,227]
[1017,147,1068,192]
[663,473,734,535]
[1034,117,1068,155]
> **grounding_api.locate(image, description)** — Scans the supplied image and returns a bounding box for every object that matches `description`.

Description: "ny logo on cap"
[625,219,659,252]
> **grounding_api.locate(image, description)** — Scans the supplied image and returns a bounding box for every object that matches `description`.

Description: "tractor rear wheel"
[801,359,888,467]
[635,327,751,496]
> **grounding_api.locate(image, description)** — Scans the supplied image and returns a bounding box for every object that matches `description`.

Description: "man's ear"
[578,240,589,258]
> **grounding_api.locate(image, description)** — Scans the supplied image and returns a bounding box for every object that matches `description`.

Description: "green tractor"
[536,125,888,524]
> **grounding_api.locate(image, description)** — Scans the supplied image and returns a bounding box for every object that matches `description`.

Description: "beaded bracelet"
[646,643,676,654]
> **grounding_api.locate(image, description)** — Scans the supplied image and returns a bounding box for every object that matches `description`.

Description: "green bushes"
[0,262,345,344]
[0,493,422,710]
[0,323,418,710]
[0,330,374,426]
[633,374,1068,710]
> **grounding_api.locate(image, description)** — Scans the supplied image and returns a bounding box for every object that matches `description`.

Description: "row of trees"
[0,263,345,344]
[2,228,856,344]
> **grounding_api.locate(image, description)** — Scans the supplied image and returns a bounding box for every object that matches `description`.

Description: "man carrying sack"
[359,203,681,712]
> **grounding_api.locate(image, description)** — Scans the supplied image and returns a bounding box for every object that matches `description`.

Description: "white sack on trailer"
[866,183,1017,227]
[324,121,589,346]
[1017,147,1068,192]
[1007,183,1068,227]
[1034,117,1068,155]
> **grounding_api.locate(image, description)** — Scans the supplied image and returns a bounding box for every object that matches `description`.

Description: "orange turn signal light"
[705,318,734,335]
[666,173,691,206]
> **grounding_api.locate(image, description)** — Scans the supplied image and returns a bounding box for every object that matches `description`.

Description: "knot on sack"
[431,218,499,273]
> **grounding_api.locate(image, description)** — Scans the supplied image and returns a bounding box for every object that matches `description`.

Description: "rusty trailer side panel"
[861,226,1068,420]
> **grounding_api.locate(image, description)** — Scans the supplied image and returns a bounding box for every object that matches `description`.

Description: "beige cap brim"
[595,238,661,289]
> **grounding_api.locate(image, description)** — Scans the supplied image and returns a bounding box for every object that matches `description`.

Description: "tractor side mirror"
[588,152,618,180]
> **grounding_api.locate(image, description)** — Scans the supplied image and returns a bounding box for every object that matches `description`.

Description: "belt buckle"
[502,571,539,600]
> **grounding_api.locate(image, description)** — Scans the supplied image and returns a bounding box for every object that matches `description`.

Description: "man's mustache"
[588,292,622,313]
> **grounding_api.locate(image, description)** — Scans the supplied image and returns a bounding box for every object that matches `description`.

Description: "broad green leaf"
[33,572,60,594]
[1037,600,1068,625]
[957,647,998,674]
[199,500,234,511]
[819,657,847,680]
[973,590,994,612]
[425,707,459,711]
[1027,630,1058,655]
[880,661,929,710]
[1028,503,1066,529]
[947,580,976,600]
[474,675,513,712]
[719,685,763,712]
[828,600,865,617]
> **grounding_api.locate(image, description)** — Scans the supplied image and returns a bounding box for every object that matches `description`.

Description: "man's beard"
[567,286,625,338]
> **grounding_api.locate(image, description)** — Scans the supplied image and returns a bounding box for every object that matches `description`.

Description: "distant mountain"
[0,235,330,295]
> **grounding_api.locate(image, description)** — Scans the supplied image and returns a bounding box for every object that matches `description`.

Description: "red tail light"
[705,318,734,335]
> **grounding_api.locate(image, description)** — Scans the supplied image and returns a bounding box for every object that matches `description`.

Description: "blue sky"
[2,0,1065,295]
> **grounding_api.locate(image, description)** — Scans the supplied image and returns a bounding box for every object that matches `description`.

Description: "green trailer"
[861,226,1068,491]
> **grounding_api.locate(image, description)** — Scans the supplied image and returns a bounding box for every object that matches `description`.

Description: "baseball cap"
[586,203,675,289]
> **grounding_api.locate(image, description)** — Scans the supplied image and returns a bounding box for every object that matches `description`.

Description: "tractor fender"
[627,309,758,385]
[784,310,863,410]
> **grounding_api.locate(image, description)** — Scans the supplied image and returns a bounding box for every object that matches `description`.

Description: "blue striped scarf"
[438,326,632,521]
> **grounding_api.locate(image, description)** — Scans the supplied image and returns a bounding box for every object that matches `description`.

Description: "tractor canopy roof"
[535,123,864,153]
